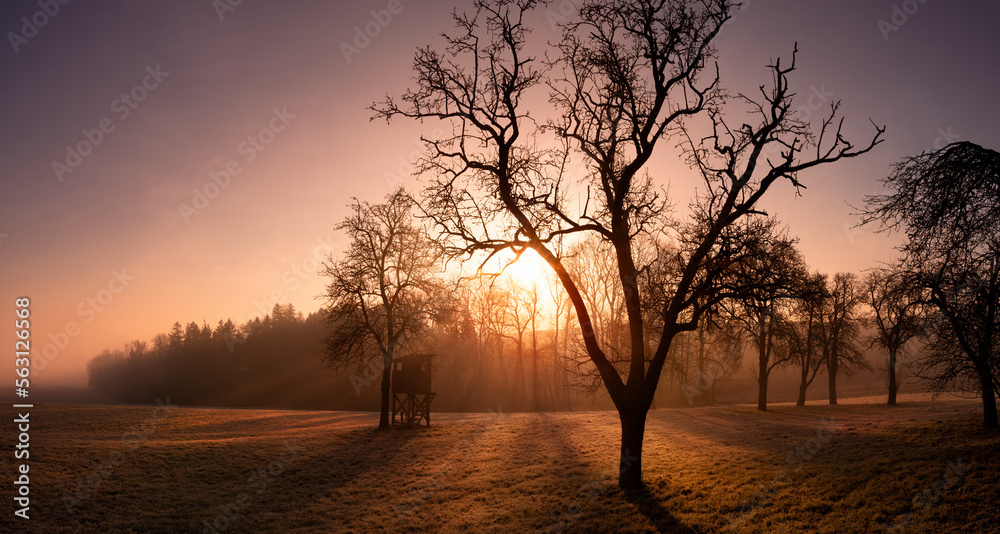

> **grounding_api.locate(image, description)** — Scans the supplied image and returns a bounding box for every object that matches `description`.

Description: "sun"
[502,248,553,288]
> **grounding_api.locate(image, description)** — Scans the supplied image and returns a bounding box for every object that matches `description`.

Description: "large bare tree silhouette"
[374,0,883,488]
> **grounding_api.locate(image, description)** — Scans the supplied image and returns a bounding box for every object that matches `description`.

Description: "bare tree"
[861,141,1000,427]
[321,188,444,429]
[788,272,828,406]
[469,278,509,385]
[722,219,807,411]
[374,0,883,488]
[819,273,869,404]
[863,268,924,405]
[501,277,534,405]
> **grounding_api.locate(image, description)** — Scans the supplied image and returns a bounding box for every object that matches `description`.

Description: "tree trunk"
[758,369,769,412]
[618,406,647,490]
[828,351,838,405]
[532,341,539,411]
[979,365,998,428]
[516,333,525,410]
[757,310,769,412]
[887,348,898,406]
[379,354,392,429]
[797,364,808,407]
[799,309,814,407]
[552,316,561,410]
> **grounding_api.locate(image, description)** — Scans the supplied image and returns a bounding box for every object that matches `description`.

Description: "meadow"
[2,394,998,533]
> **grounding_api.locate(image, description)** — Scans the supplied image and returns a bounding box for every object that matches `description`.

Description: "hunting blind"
[391,353,435,426]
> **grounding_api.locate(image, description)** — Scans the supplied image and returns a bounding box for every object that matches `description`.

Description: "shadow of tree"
[205,425,427,532]
[623,485,704,534]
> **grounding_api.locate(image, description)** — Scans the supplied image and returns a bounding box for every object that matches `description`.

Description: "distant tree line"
[87,305,342,408]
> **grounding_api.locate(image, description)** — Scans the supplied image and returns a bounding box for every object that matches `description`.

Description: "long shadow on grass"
[624,485,703,534]
[203,424,426,531]
[537,414,702,533]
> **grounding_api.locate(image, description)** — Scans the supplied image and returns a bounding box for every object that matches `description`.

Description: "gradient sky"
[1,0,998,386]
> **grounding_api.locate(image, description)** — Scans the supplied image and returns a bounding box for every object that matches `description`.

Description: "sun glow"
[503,249,553,288]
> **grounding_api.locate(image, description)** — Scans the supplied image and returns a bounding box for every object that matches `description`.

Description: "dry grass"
[1,395,998,533]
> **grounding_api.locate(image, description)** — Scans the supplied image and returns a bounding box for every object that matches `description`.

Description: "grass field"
[2,394,998,533]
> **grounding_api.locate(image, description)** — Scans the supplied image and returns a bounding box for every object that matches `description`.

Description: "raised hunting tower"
[391,353,435,426]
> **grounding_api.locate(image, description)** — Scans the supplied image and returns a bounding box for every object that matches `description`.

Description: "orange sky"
[1,0,998,386]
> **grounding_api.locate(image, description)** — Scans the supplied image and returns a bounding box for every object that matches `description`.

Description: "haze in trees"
[373,0,883,488]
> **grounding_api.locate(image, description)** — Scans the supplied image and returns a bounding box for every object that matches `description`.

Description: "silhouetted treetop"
[862,141,1000,254]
